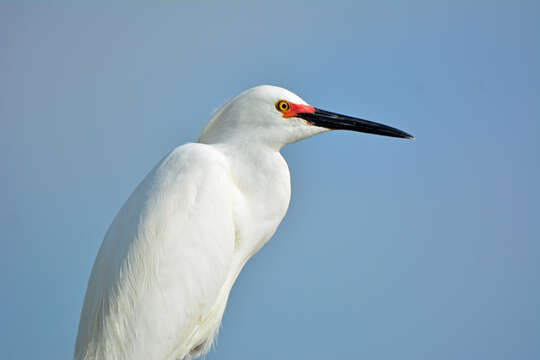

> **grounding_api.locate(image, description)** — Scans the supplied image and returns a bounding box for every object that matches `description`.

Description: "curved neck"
[211,142,291,263]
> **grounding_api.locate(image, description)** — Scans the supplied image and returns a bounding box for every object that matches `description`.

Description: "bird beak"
[296,108,414,140]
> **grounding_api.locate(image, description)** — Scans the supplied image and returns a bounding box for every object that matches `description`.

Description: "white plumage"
[75,85,412,360]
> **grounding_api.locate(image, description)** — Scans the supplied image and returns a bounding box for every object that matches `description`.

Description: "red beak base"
[282,103,316,118]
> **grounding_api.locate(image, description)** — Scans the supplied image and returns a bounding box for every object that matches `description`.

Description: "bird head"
[199,85,413,150]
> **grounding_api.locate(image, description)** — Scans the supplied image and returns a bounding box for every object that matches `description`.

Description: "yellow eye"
[276,100,291,113]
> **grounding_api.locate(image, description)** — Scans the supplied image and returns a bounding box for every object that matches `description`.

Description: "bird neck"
[214,141,292,262]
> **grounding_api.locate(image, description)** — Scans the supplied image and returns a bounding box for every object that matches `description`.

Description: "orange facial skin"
[282,103,316,118]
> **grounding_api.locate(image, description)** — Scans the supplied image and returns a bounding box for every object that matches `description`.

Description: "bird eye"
[276,100,291,113]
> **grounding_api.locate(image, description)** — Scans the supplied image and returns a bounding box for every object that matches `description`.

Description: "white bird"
[74,85,413,360]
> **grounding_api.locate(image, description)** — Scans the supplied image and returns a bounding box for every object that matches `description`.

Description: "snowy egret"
[75,85,413,360]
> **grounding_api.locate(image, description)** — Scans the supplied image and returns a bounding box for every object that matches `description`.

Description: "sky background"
[1,1,539,359]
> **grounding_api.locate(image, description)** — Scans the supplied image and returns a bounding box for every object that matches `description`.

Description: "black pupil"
[281,103,287,110]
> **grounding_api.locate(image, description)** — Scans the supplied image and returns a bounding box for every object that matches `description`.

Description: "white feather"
[75,85,323,359]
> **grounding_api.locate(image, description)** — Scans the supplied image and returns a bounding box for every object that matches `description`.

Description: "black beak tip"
[404,132,415,140]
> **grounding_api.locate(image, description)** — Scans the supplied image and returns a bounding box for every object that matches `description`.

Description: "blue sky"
[1,1,539,359]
